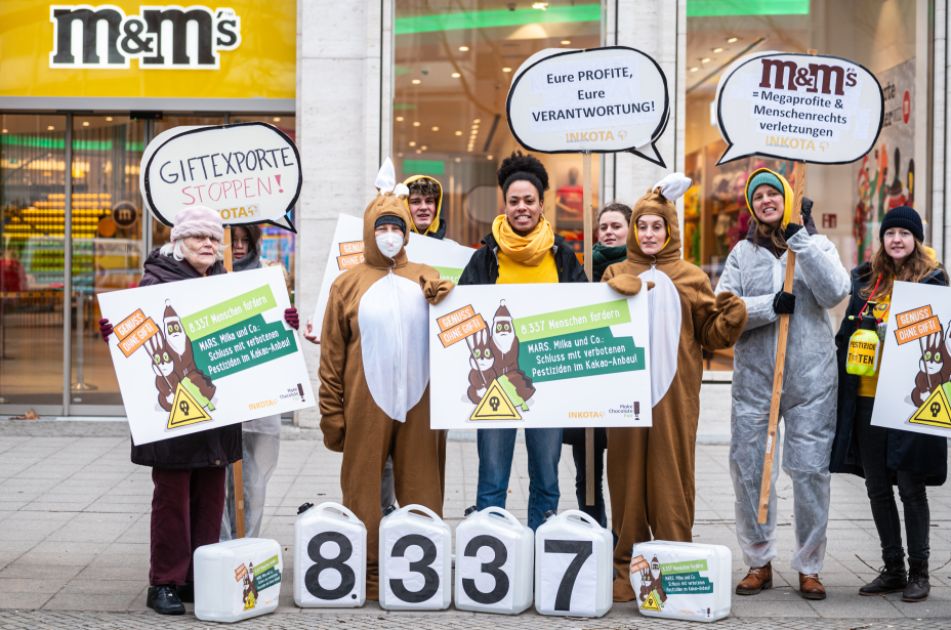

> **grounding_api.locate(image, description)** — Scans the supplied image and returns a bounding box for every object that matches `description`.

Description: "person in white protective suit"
[715,167,850,601]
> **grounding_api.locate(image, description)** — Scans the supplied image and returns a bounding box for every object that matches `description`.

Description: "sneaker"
[146,585,185,615]
[735,563,772,595]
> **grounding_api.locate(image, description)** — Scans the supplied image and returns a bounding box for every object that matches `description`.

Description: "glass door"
[0,114,68,413]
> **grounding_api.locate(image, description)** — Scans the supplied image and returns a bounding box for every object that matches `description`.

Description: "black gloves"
[773,290,796,315]
[783,222,803,240]
[800,197,818,235]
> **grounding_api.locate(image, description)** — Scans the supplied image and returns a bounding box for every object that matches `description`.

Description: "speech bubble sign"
[506,46,670,166]
[716,52,884,165]
[140,122,302,232]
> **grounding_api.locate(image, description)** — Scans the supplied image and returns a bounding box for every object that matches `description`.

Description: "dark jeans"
[570,440,607,527]
[854,397,930,563]
[150,466,226,586]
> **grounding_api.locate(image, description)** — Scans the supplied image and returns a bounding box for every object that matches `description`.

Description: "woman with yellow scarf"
[458,152,587,529]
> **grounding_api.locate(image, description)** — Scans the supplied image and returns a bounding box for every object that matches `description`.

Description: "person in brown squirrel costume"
[602,174,748,602]
[318,160,453,600]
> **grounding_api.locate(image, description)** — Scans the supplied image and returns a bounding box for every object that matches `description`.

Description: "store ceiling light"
[82,121,90,127]
[532,2,549,9]
[701,57,711,64]
[454,157,461,163]
[487,155,494,160]
[690,66,700,72]
[1,129,7,134]
[713,47,723,53]
[47,125,54,131]
[451,72,461,78]
[396,116,405,122]
[105,116,113,122]
[413,121,421,127]
[459,45,470,52]
[411,78,421,85]
[431,126,439,131]
[421,145,428,151]
[502,67,512,73]
[416,149,422,154]
[272,117,281,122]
[455,130,463,136]
[409,141,417,147]
[473,118,481,124]
[561,40,571,45]
[727,36,739,43]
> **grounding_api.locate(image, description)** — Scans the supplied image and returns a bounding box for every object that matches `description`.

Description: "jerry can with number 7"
[193,538,283,622]
[294,502,366,608]
[454,506,534,614]
[379,504,452,611]
[630,540,732,622]
[534,510,613,618]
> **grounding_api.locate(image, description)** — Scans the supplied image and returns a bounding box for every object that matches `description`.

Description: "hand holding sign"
[716,52,884,164]
[506,46,670,166]
[141,122,302,231]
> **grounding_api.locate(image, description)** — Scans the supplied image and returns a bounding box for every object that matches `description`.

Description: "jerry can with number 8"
[534,510,613,618]
[294,502,366,608]
[379,504,452,611]
[454,506,534,614]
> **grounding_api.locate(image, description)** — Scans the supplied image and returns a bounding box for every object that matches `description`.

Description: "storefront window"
[686,0,927,370]
[393,1,601,253]
[0,114,67,407]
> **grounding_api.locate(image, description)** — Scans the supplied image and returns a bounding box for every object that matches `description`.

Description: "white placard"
[871,281,951,438]
[716,52,884,164]
[310,213,474,333]
[141,122,301,230]
[97,266,315,445]
[506,46,670,166]
[429,283,652,430]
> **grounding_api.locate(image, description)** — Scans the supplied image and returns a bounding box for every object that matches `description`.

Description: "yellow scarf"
[492,214,557,284]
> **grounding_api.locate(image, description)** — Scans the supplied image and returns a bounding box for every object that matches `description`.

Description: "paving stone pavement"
[0,384,949,627]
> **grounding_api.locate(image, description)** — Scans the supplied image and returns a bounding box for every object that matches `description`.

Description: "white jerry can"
[454,506,534,615]
[630,540,732,623]
[193,538,283,623]
[378,504,452,611]
[294,501,366,608]
[534,510,613,617]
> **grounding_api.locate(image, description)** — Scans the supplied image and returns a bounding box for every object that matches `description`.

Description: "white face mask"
[375,232,404,259]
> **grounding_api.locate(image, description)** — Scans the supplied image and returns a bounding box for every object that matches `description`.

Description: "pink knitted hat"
[170,206,224,242]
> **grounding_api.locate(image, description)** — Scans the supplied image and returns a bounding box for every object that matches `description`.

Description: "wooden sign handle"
[756,164,805,524]
[223,226,247,538]
[581,152,596,507]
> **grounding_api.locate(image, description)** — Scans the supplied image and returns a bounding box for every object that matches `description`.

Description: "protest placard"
[98,266,315,445]
[871,281,951,438]
[716,52,884,164]
[310,214,474,332]
[506,46,669,166]
[429,283,651,430]
[141,122,301,230]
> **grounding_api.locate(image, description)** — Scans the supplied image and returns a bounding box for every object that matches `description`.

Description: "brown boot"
[799,573,826,600]
[735,563,772,595]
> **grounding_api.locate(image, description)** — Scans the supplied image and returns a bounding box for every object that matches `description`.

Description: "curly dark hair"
[497,151,549,197]
[406,177,441,199]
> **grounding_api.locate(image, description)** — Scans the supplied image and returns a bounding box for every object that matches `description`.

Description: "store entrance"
[0,112,296,416]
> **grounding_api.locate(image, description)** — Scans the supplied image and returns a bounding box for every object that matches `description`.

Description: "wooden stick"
[757,164,805,524]
[223,227,247,539]
[582,152,595,507]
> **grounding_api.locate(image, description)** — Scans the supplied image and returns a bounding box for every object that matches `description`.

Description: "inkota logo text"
[50,5,241,69]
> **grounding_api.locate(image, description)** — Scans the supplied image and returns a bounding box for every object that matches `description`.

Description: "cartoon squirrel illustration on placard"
[146,333,180,412]
[465,329,498,404]
[911,322,951,407]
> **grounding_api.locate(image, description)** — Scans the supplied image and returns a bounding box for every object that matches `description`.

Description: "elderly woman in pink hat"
[99,206,298,615]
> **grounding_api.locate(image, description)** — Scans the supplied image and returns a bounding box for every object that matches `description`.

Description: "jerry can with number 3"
[454,507,534,614]
[534,510,613,617]
[379,504,452,611]
[294,502,366,608]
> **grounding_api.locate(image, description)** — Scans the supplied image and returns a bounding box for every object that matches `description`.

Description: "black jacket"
[830,262,948,484]
[458,231,588,286]
[130,249,243,470]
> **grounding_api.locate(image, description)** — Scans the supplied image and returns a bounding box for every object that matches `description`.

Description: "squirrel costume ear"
[652,173,692,202]
[374,158,409,197]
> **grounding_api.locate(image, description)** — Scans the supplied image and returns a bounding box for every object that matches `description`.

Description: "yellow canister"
[846,317,880,377]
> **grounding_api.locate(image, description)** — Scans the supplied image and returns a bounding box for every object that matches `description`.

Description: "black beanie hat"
[880,205,923,243]
[374,214,406,232]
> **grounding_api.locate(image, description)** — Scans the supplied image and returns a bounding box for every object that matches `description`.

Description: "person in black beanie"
[830,205,947,603]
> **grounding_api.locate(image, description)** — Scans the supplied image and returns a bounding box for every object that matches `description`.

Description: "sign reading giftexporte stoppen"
[871,281,951,439]
[429,283,651,430]
[506,46,670,166]
[98,266,315,445]
[716,52,884,164]
[141,122,301,231]
[310,214,474,335]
